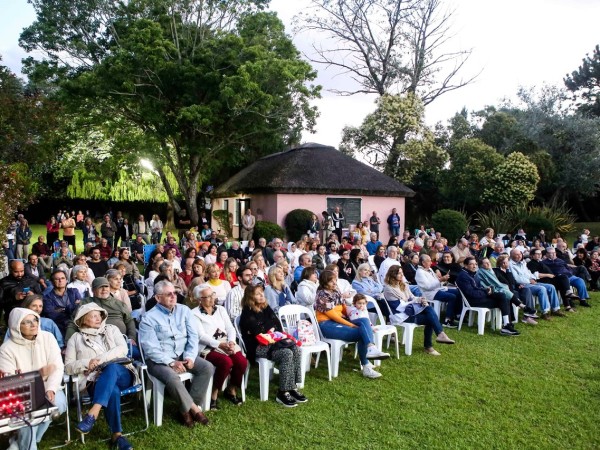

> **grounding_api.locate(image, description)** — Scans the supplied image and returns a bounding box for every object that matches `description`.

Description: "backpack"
[297,319,316,346]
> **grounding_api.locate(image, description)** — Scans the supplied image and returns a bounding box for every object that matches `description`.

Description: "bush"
[254,220,285,242]
[431,209,468,244]
[284,209,315,242]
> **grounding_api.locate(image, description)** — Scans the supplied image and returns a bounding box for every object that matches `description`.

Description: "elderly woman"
[264,265,296,313]
[384,265,454,356]
[239,285,307,408]
[65,303,138,450]
[5,295,64,348]
[192,285,247,409]
[0,307,67,450]
[106,269,133,312]
[352,263,388,318]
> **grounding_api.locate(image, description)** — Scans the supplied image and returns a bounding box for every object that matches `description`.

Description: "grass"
[8,223,600,449]
[15,294,599,450]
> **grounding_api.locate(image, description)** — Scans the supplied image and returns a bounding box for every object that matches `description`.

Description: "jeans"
[87,363,134,433]
[404,305,443,348]
[320,318,374,366]
[391,226,400,237]
[409,285,422,297]
[569,276,589,300]
[18,389,67,450]
[433,288,461,320]
[526,283,559,312]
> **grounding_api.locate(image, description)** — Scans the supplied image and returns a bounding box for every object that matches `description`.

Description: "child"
[67,265,91,298]
[347,294,378,331]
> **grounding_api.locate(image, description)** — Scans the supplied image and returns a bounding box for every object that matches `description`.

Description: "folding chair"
[234,316,272,401]
[278,305,332,388]
[365,298,399,366]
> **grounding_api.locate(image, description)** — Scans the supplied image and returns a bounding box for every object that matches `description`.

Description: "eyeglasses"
[22,318,40,327]
[160,291,177,297]
[200,293,217,300]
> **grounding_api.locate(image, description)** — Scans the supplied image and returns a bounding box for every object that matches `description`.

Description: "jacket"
[65,296,136,342]
[138,303,198,365]
[456,268,489,300]
[64,303,139,390]
[415,266,445,301]
[296,280,318,306]
[191,305,236,354]
[43,287,81,337]
[0,308,63,394]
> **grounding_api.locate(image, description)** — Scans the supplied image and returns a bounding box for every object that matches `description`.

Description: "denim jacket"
[139,303,198,365]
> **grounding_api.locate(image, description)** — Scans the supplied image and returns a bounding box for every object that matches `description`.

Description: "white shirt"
[378,257,400,284]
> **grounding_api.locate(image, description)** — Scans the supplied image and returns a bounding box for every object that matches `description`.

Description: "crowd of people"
[0,207,596,450]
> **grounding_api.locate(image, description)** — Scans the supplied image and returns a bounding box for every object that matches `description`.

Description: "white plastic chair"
[456,287,499,335]
[278,305,332,388]
[367,255,378,274]
[365,298,399,366]
[234,316,274,401]
[381,300,423,356]
[315,318,357,378]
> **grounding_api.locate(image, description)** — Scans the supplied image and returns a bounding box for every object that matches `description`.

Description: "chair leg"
[404,327,415,356]
[374,333,384,367]
[458,310,468,331]
[394,330,400,359]
[324,348,332,381]
[258,361,271,401]
[153,381,165,427]
[331,345,341,378]
[476,311,486,335]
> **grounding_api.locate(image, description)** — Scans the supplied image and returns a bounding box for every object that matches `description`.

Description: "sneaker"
[276,391,298,408]
[500,323,520,336]
[521,316,538,325]
[210,399,220,410]
[288,389,308,403]
[112,436,133,450]
[443,320,458,329]
[551,309,567,317]
[524,308,539,319]
[366,346,390,360]
[362,364,382,379]
[76,414,96,434]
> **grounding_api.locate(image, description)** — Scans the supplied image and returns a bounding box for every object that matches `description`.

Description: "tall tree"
[564,44,600,116]
[20,0,319,225]
[294,0,476,104]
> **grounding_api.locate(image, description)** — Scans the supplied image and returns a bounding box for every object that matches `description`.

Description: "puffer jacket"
[64,303,139,390]
[0,308,64,394]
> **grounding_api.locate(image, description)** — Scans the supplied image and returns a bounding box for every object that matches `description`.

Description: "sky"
[2,0,600,147]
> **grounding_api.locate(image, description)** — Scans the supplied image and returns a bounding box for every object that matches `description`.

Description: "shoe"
[580,300,592,308]
[551,309,567,317]
[112,436,133,450]
[75,414,96,434]
[181,411,195,428]
[521,316,538,325]
[276,391,298,408]
[435,333,455,344]
[191,409,210,426]
[223,391,243,406]
[566,292,580,300]
[540,312,552,321]
[288,389,308,403]
[210,399,219,410]
[362,364,382,379]
[501,323,520,336]
[424,347,441,356]
[442,320,458,329]
[366,346,390,360]
[524,308,539,319]
[566,307,577,313]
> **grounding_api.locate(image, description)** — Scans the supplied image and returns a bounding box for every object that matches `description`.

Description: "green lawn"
[20,294,599,450]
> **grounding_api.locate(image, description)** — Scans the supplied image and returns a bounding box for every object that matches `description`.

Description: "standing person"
[386,208,401,237]
[241,208,256,242]
[82,217,98,247]
[139,280,214,427]
[176,209,191,240]
[132,214,150,244]
[330,207,345,242]
[61,212,77,254]
[100,214,118,249]
[0,308,68,450]
[16,218,33,260]
[369,211,381,238]
[321,211,334,242]
[306,214,321,239]
[114,212,125,248]
[150,214,164,244]
[32,236,53,271]
[46,216,60,246]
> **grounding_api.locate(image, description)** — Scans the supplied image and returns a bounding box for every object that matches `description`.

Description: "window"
[326,198,362,225]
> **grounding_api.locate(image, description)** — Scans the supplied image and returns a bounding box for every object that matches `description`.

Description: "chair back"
[367,255,378,273]
[366,296,386,326]
[233,315,248,353]
[278,304,322,343]
[456,287,473,309]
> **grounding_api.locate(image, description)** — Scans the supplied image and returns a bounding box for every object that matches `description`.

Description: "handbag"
[267,338,296,358]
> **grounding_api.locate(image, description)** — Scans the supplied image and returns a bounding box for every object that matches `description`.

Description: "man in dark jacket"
[0,260,42,322]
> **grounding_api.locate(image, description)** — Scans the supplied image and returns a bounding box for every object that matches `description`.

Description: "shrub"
[431,209,468,244]
[212,209,233,237]
[254,220,285,242]
[284,209,315,242]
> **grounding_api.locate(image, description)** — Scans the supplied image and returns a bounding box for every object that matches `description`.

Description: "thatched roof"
[213,143,415,198]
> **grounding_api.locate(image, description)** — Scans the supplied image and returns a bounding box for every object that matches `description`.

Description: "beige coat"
[0,308,64,394]
[64,303,139,390]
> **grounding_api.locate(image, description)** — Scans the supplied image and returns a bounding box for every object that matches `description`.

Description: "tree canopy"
[565,44,600,117]
[20,0,320,225]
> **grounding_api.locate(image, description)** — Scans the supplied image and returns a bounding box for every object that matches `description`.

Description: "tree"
[294,0,476,104]
[564,44,600,116]
[20,0,320,225]
[481,152,540,207]
[340,93,447,184]
[0,163,37,247]
[442,138,503,209]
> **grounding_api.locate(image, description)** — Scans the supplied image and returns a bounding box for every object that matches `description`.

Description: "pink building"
[212,143,415,243]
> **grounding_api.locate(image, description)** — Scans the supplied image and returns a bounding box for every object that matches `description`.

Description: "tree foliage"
[564,44,600,116]
[481,152,539,207]
[294,0,476,104]
[21,0,320,225]
[0,163,37,239]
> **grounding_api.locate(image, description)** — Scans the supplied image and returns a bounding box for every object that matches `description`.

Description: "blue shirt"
[366,240,382,256]
[139,303,198,365]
